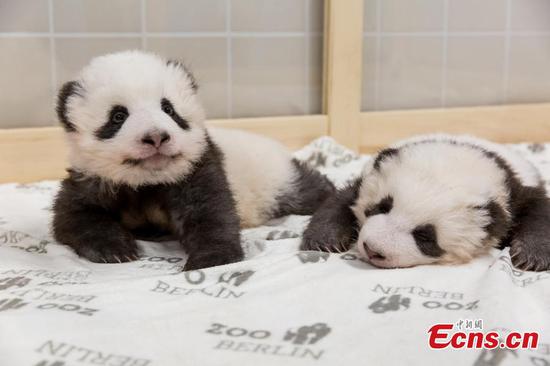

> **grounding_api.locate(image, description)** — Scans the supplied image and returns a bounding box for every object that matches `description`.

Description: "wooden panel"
[0,115,328,183]
[360,103,550,153]
[208,115,328,150]
[323,0,363,151]
[0,127,68,184]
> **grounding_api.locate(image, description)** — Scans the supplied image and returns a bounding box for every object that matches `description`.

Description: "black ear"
[166,59,198,92]
[373,148,399,171]
[56,81,83,132]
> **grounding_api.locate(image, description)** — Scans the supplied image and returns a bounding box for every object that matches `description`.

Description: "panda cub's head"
[351,140,511,268]
[57,50,207,186]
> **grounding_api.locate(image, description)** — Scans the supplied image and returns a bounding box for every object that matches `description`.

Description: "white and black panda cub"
[302,134,550,272]
[52,50,334,271]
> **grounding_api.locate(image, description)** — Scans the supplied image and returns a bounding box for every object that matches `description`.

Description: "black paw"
[300,236,350,253]
[75,236,139,263]
[183,251,243,271]
[510,240,550,272]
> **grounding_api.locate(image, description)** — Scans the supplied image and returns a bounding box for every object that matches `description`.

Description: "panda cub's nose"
[363,242,386,260]
[141,131,171,148]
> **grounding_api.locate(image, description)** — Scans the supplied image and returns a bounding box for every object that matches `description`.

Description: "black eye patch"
[364,196,393,217]
[412,224,444,257]
[161,98,189,130]
[95,105,129,140]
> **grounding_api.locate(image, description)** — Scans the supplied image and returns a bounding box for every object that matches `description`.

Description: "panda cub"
[302,134,550,272]
[52,50,334,271]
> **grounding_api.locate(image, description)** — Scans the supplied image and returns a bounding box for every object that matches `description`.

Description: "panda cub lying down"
[302,134,550,272]
[52,50,334,271]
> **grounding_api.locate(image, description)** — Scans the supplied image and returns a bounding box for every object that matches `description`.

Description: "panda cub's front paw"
[510,239,550,272]
[183,250,244,271]
[75,236,139,263]
[300,236,349,253]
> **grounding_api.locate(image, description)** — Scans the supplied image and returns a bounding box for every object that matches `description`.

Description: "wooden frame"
[360,103,550,153]
[323,0,363,151]
[2,0,550,183]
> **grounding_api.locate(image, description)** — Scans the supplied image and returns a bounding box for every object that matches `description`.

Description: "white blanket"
[1,138,549,366]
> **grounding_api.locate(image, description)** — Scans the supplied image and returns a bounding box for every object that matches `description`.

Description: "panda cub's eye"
[378,196,393,214]
[161,99,175,116]
[110,106,128,124]
[412,225,436,244]
[364,195,393,217]
[161,97,190,130]
[412,224,444,257]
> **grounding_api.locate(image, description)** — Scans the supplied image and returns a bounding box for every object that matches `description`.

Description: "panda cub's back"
[394,134,541,188]
[209,127,297,227]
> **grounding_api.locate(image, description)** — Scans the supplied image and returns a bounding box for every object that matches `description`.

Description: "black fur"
[52,171,141,263]
[272,159,335,217]
[477,149,550,271]
[95,105,129,140]
[300,178,361,252]
[477,200,509,242]
[161,98,189,130]
[166,60,198,92]
[52,135,244,271]
[373,148,399,170]
[412,224,444,257]
[507,193,550,271]
[364,196,393,217]
[56,81,83,132]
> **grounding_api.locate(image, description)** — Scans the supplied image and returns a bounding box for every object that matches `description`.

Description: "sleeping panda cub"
[52,50,334,271]
[301,134,550,271]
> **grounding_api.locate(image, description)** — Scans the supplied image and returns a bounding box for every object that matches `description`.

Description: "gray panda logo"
[473,348,517,366]
[0,276,31,290]
[368,295,411,313]
[0,298,27,312]
[217,270,254,287]
[266,230,299,240]
[297,252,330,264]
[283,323,331,345]
[306,152,328,168]
[527,143,545,154]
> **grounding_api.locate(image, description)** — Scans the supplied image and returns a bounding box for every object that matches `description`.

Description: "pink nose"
[363,242,386,260]
[141,131,170,148]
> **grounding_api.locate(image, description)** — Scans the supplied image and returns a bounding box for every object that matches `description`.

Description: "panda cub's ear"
[166,59,198,92]
[56,80,83,132]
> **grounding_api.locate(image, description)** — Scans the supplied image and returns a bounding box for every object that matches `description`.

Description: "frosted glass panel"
[362,0,550,111]
[0,0,324,127]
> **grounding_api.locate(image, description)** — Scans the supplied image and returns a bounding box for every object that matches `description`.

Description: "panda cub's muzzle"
[123,129,183,170]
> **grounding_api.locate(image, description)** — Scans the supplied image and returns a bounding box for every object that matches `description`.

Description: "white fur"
[393,134,540,187]
[209,127,296,228]
[351,134,535,268]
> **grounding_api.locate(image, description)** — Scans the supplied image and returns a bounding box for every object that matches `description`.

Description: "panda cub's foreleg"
[52,179,139,263]
[174,194,244,271]
[171,145,244,271]
[301,179,361,253]
[509,194,550,272]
